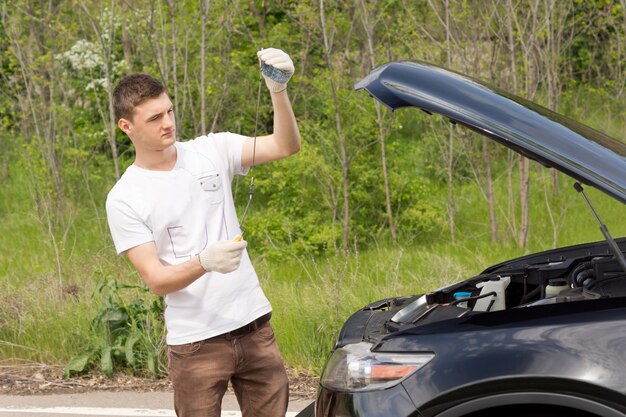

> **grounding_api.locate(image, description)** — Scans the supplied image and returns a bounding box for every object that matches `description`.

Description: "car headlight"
[320,342,434,392]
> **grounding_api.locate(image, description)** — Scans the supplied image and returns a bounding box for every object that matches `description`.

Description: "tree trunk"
[210,4,234,133]
[121,1,133,67]
[505,0,519,242]
[106,0,120,180]
[447,125,455,243]
[149,0,168,86]
[168,0,179,136]
[358,0,397,243]
[543,0,569,197]
[79,0,121,180]
[320,0,350,250]
[515,0,543,248]
[444,0,455,243]
[200,0,209,134]
[6,6,66,297]
[483,140,499,242]
[518,157,530,247]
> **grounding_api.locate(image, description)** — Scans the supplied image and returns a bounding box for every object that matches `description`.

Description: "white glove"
[198,239,247,274]
[257,48,294,93]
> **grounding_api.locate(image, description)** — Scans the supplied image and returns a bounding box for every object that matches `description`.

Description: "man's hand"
[258,48,294,93]
[198,239,247,274]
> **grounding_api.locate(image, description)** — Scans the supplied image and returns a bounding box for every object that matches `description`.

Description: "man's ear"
[118,118,132,136]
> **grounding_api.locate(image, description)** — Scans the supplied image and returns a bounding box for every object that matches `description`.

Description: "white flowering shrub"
[85,78,107,91]
[55,39,104,71]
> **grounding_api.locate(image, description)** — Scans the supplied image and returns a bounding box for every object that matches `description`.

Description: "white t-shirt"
[105,132,272,345]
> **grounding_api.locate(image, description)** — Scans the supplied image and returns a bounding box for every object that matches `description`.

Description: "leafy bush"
[64,278,166,378]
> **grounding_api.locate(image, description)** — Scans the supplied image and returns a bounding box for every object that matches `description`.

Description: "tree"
[319,0,351,250]
[357,0,397,243]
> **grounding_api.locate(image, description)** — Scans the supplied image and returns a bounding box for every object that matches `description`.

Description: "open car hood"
[355,61,626,204]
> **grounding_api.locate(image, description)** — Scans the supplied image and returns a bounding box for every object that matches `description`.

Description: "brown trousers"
[168,321,289,417]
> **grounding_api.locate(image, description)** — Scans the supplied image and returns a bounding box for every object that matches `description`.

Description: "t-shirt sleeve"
[105,194,154,255]
[210,132,250,177]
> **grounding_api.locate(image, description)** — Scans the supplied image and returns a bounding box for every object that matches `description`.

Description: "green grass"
[260,244,487,372]
[2,154,626,377]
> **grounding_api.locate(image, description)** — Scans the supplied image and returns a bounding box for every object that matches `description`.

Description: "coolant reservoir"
[473,276,511,312]
[545,278,569,298]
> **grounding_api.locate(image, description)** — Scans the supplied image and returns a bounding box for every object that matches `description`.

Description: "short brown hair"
[113,74,165,122]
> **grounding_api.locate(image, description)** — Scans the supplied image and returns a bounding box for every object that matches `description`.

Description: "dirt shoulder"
[0,364,318,400]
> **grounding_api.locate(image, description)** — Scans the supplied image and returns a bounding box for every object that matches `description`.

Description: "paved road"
[0,391,313,417]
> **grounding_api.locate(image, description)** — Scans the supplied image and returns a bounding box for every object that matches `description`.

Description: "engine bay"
[387,249,626,329]
[332,240,626,347]
[384,247,626,333]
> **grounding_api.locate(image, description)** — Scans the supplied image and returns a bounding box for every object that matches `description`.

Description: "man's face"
[118,92,176,152]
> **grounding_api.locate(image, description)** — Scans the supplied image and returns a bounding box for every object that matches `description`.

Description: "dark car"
[296,62,626,417]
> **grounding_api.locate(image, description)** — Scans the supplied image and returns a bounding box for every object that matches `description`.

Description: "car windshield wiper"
[574,182,626,275]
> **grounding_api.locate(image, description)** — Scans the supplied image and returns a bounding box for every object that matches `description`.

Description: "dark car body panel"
[385,300,626,415]
[312,298,626,416]
[354,61,626,204]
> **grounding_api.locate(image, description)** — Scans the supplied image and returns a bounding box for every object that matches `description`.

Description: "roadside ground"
[0,363,318,400]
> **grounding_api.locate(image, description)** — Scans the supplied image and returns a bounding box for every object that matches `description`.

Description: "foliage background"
[1,0,625,375]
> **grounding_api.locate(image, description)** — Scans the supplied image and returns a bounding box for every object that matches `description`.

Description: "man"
[105,48,300,417]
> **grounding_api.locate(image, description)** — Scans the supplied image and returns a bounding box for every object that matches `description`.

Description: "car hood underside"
[355,61,626,204]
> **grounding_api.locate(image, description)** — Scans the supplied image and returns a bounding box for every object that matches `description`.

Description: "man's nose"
[163,112,175,129]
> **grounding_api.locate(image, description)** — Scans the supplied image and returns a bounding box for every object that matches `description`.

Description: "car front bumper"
[311,384,420,417]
